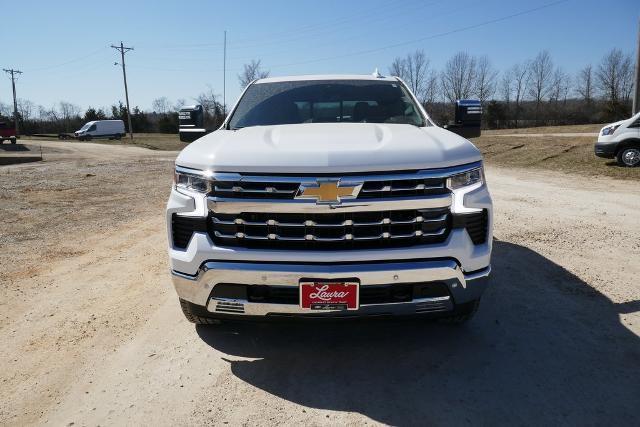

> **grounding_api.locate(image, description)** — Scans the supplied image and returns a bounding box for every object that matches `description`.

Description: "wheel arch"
[615,138,640,155]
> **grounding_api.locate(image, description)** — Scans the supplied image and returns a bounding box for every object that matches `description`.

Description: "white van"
[74,120,126,141]
[595,112,640,167]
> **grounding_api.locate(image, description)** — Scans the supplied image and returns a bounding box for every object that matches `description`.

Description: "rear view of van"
[75,120,126,141]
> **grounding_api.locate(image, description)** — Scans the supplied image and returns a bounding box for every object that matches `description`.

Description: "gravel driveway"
[1,141,638,425]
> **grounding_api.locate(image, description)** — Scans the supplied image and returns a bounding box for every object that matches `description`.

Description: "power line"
[111,42,134,141]
[3,68,23,136]
[137,0,413,51]
[122,0,567,76]
[267,0,570,70]
[24,47,109,72]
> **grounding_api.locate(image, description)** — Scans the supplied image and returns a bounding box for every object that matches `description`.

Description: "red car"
[0,121,17,144]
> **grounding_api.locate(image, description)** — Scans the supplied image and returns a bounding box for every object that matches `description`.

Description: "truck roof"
[254,74,400,84]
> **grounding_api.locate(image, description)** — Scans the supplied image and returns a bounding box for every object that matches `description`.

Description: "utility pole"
[3,68,23,136]
[633,17,640,115]
[223,30,227,116]
[111,41,134,141]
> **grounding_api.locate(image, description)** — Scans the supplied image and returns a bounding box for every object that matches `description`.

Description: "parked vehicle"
[0,121,17,144]
[595,112,640,167]
[167,74,493,325]
[74,120,125,141]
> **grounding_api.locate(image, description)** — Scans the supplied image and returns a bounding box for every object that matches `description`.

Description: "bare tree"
[195,87,220,115]
[504,62,529,128]
[152,97,171,115]
[388,50,432,102]
[527,50,554,120]
[549,68,570,104]
[441,52,477,103]
[475,56,498,102]
[596,48,632,103]
[173,98,186,112]
[238,59,270,89]
[195,86,225,127]
[389,57,406,79]
[575,64,594,104]
[499,72,511,104]
[17,99,34,122]
[423,70,440,107]
[0,101,12,117]
[59,101,81,131]
[619,55,634,104]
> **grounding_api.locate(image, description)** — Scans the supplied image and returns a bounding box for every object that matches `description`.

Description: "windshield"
[228,79,426,130]
[79,123,92,131]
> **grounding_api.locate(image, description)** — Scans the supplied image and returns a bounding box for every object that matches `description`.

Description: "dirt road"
[1,141,639,425]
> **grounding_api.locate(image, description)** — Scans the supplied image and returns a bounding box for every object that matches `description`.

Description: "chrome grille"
[208,174,449,200]
[213,181,299,199]
[358,178,447,198]
[210,208,451,250]
[213,300,245,314]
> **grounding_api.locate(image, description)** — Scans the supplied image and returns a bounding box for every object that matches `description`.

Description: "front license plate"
[300,281,359,310]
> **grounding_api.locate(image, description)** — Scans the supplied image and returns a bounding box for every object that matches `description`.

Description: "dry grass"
[483,123,605,135]
[22,133,187,151]
[93,133,187,151]
[472,133,639,180]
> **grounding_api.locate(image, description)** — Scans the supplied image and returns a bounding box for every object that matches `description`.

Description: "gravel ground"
[1,140,639,426]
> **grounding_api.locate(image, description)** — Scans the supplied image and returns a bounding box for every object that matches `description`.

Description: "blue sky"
[3,0,638,112]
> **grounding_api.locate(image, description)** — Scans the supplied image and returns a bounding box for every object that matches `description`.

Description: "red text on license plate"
[300,281,359,310]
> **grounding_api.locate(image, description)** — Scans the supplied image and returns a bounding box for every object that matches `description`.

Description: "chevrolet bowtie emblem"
[296,180,362,204]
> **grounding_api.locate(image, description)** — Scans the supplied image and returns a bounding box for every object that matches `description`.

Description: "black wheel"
[114,134,122,140]
[86,135,92,141]
[10,137,16,144]
[439,299,480,325]
[616,146,640,167]
[179,298,221,325]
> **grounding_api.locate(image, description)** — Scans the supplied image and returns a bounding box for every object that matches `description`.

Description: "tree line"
[388,48,635,128]
[0,47,635,134]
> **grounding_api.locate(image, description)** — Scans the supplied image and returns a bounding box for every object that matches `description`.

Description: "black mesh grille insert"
[171,214,208,249]
[452,210,488,245]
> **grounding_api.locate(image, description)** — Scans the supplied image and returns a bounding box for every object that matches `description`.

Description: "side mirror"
[445,99,482,138]
[178,104,208,143]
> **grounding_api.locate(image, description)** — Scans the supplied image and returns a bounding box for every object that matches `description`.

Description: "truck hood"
[175,123,482,174]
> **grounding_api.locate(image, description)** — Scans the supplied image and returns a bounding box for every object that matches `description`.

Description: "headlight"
[447,167,484,190]
[174,168,211,193]
[601,125,620,136]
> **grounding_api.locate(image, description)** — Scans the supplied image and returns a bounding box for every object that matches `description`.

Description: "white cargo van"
[74,120,126,141]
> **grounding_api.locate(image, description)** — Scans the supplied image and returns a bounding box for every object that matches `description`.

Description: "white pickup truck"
[166,74,493,324]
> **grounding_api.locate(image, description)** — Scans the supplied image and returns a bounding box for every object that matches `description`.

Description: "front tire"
[179,299,221,325]
[616,146,640,167]
[10,137,16,144]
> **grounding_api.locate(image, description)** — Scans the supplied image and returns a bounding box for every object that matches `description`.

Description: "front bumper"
[171,259,490,318]
[594,139,618,158]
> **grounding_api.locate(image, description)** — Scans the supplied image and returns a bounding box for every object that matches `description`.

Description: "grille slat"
[210,208,451,250]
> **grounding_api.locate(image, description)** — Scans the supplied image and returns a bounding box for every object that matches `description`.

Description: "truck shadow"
[196,240,640,425]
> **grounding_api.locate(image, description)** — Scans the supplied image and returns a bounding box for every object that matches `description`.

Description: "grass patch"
[483,123,605,135]
[472,134,639,181]
[93,133,188,151]
[22,133,188,151]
